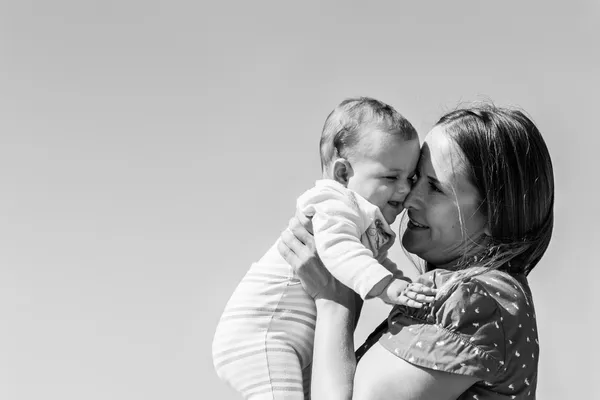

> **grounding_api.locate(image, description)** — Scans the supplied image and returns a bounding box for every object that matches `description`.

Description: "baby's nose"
[396,180,411,198]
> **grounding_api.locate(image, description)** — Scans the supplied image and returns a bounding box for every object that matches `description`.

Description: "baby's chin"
[383,208,404,224]
[384,217,397,224]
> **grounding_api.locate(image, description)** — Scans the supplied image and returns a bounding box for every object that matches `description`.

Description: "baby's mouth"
[388,201,401,208]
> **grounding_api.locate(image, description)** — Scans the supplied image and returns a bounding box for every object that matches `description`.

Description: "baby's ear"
[332,159,353,186]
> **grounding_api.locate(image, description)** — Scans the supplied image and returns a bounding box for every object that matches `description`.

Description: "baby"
[213,97,423,399]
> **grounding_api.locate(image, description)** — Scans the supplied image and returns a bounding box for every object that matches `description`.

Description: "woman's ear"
[484,224,491,237]
[332,159,353,186]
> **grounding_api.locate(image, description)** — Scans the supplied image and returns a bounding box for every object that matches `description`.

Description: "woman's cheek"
[429,204,457,237]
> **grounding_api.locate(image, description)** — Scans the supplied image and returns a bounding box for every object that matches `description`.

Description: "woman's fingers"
[279,228,306,266]
[294,210,314,235]
[279,224,321,275]
[289,216,314,249]
[277,232,299,266]
[279,215,359,307]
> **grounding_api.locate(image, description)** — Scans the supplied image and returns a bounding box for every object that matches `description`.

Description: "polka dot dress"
[357,268,539,399]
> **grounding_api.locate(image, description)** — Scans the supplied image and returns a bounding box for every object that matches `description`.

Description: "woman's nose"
[402,183,423,210]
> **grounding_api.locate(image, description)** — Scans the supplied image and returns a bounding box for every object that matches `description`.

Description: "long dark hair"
[398,104,554,289]
[437,105,554,277]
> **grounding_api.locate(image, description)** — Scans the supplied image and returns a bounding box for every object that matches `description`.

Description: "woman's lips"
[407,216,428,229]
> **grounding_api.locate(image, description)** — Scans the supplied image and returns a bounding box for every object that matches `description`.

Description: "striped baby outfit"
[212,180,400,399]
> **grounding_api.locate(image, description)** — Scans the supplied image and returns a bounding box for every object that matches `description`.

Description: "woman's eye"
[429,181,443,193]
[385,176,398,181]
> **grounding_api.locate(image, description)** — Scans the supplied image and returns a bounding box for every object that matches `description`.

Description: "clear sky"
[0,1,598,399]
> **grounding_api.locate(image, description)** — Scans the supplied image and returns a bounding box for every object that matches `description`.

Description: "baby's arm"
[298,185,392,299]
[375,279,437,308]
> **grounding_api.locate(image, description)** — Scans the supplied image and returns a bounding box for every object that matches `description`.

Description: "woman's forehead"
[421,126,470,184]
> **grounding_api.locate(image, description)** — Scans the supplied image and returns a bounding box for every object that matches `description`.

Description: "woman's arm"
[353,343,477,400]
[310,297,476,400]
[312,298,357,400]
[279,216,475,400]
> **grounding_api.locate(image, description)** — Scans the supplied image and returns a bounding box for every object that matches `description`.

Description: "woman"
[278,105,554,399]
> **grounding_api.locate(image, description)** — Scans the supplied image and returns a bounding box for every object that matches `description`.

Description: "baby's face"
[346,130,420,224]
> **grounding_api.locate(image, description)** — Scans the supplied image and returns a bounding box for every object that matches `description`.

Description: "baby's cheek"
[398,183,412,200]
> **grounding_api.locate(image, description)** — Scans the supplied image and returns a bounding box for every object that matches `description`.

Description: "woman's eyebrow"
[428,175,452,192]
[428,174,447,189]
[428,175,440,184]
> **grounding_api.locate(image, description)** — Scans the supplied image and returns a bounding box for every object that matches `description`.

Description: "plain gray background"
[1,1,597,399]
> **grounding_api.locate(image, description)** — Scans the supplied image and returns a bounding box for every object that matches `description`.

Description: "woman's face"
[401,126,489,268]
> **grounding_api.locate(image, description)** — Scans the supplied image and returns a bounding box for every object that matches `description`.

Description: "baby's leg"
[213,338,305,399]
[213,312,312,399]
[213,244,316,399]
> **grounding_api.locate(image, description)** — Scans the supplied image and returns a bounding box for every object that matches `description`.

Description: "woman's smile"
[401,126,488,267]
[406,213,429,229]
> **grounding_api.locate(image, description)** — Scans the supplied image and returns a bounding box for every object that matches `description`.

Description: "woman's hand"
[277,213,359,309]
[277,213,328,299]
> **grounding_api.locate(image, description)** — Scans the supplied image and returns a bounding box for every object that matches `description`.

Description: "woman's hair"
[415,104,555,280]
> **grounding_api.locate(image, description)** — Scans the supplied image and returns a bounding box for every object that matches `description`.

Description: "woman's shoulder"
[418,268,535,315]
[432,268,539,370]
[468,269,536,319]
[383,268,539,391]
[411,268,538,354]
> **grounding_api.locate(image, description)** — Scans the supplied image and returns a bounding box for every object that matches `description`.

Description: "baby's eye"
[384,176,398,181]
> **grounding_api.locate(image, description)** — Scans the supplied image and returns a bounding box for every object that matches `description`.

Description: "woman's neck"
[427,258,461,272]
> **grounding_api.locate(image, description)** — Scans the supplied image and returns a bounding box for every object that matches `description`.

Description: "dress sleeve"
[297,184,392,299]
[378,279,506,382]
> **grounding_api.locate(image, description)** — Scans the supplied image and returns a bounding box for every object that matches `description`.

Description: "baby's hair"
[319,97,418,171]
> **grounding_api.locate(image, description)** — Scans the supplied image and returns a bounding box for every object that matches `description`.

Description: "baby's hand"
[381,280,437,308]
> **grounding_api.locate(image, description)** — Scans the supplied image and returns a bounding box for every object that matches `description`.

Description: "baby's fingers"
[407,283,438,296]
[394,294,424,308]
[404,290,436,304]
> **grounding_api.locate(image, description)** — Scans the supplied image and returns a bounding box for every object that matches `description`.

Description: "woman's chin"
[401,231,423,255]
[402,224,428,245]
